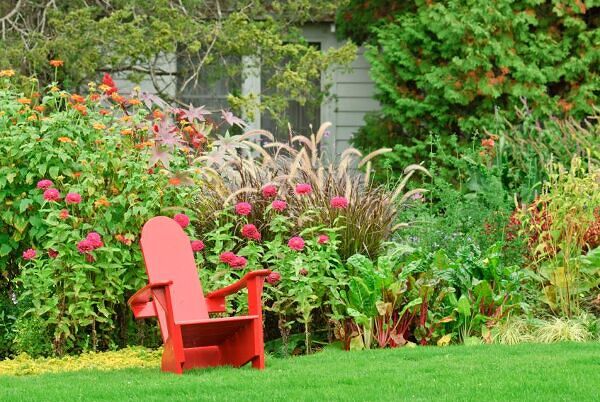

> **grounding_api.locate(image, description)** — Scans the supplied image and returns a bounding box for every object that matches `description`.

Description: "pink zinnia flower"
[230,256,247,269]
[65,192,82,204]
[77,239,94,253]
[318,234,329,244]
[219,251,236,265]
[288,236,305,251]
[295,183,312,195]
[48,249,59,259]
[299,268,308,276]
[59,209,69,219]
[261,184,278,198]
[22,248,36,260]
[43,188,60,202]
[86,232,103,249]
[174,213,190,228]
[235,202,252,216]
[241,224,261,241]
[267,272,281,285]
[330,196,349,209]
[190,240,205,252]
[271,200,287,212]
[37,179,53,190]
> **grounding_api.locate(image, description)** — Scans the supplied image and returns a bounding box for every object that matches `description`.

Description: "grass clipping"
[0,347,161,376]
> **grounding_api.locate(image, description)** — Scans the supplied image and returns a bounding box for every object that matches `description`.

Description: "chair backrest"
[140,216,209,323]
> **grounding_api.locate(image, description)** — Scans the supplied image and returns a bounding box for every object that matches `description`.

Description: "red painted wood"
[129,216,271,374]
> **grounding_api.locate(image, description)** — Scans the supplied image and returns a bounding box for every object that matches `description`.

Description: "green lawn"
[1,343,599,401]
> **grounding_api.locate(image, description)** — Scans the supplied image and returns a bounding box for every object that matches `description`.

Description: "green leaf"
[456,295,471,317]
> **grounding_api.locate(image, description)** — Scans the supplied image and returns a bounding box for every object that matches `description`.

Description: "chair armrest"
[206,269,271,315]
[206,270,271,299]
[127,281,173,318]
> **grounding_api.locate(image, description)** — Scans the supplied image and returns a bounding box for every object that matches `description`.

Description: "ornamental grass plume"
[192,122,429,259]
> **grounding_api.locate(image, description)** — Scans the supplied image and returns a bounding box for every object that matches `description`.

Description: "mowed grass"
[1,343,599,402]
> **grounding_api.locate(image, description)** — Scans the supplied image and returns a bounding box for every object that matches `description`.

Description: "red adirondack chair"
[128,216,271,374]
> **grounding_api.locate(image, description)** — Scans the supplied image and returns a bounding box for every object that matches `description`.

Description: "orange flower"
[31,92,41,98]
[17,98,31,105]
[0,69,15,77]
[27,115,38,121]
[71,94,85,103]
[49,60,64,67]
[99,109,112,116]
[58,137,73,143]
[168,177,182,186]
[127,98,141,106]
[94,198,111,208]
[92,122,106,130]
[120,129,133,136]
[89,93,101,102]
[73,172,82,178]
[72,103,87,115]
[111,93,125,104]
[481,138,495,149]
[120,115,132,122]
[34,105,45,113]
[50,86,59,92]
[152,110,164,120]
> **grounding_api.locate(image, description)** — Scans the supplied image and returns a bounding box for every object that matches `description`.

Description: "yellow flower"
[0,69,15,77]
[50,86,59,92]
[92,122,106,130]
[27,115,38,121]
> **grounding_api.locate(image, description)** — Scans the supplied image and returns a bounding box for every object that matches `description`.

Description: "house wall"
[112,23,380,156]
[298,23,379,156]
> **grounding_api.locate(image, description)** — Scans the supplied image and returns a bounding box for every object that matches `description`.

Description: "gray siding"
[332,48,379,154]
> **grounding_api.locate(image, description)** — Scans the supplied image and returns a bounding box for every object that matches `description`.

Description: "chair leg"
[251,354,265,369]
[162,337,185,374]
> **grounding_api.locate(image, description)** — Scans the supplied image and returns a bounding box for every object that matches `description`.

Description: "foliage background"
[338,0,598,140]
[0,0,356,120]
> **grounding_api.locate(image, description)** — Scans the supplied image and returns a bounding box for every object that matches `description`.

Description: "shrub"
[0,72,245,355]
[515,158,600,317]
[339,0,598,136]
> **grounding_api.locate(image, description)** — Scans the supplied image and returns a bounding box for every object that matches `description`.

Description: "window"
[260,43,322,142]
[176,54,242,110]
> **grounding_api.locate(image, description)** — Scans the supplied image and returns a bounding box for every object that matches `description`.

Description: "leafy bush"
[514,158,600,317]
[0,72,245,355]
[339,0,598,136]
[330,242,529,349]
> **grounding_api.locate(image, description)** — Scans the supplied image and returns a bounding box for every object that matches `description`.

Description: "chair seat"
[177,315,258,348]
